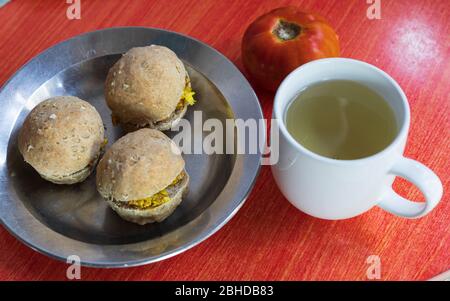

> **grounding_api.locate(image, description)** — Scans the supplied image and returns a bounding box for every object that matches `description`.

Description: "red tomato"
[242,7,340,92]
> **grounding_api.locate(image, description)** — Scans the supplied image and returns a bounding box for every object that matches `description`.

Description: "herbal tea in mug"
[285,80,398,160]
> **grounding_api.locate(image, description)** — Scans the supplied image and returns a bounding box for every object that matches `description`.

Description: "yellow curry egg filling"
[176,85,196,110]
[127,172,185,209]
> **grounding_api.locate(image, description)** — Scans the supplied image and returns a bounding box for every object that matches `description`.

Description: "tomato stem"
[272,20,301,41]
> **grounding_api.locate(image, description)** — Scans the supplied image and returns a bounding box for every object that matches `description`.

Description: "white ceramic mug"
[271,58,443,220]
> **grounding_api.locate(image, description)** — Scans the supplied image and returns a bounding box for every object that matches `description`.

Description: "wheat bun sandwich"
[96,128,189,225]
[104,45,196,131]
[18,96,106,184]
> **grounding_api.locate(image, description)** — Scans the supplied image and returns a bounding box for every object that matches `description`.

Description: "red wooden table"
[0,0,448,281]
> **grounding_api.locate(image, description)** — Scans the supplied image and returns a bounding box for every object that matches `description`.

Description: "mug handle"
[378,157,443,218]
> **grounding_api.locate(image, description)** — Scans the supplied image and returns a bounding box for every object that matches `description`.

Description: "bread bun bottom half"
[118,101,188,132]
[40,148,104,184]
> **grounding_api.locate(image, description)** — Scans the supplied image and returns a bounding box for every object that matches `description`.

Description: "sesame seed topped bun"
[96,128,188,225]
[18,96,105,184]
[105,45,194,131]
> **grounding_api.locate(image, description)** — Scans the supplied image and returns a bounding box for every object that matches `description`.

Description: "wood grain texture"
[0,0,448,280]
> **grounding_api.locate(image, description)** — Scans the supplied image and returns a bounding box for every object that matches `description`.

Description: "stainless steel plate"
[0,27,263,267]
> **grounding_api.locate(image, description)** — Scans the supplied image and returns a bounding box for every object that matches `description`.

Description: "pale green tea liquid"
[286,80,398,160]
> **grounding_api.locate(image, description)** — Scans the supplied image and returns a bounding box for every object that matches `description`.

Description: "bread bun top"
[105,45,187,125]
[18,96,105,178]
[96,128,184,202]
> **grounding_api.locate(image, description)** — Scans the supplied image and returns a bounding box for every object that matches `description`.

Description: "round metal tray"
[0,27,263,267]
